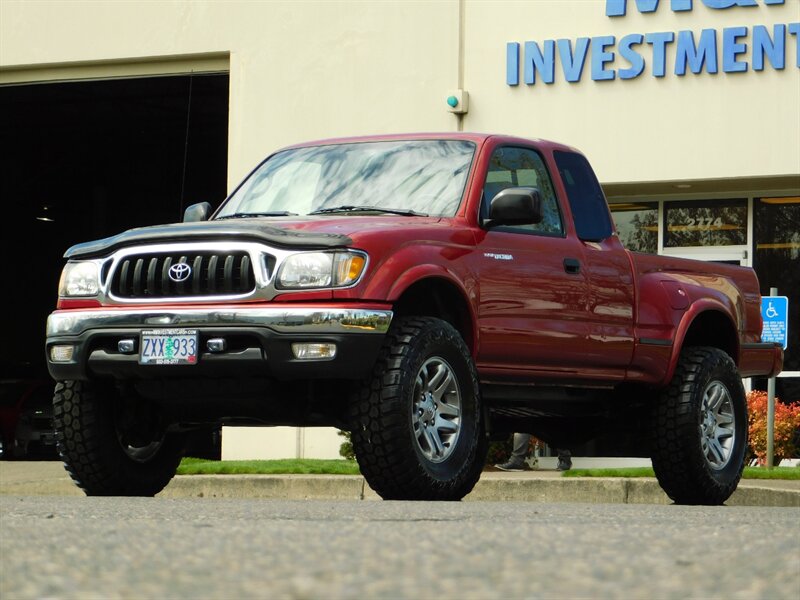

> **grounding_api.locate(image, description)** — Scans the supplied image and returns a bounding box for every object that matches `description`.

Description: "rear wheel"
[651,347,747,505]
[53,380,184,496]
[350,317,486,500]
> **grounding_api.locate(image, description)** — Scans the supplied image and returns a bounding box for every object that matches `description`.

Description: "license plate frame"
[139,329,199,365]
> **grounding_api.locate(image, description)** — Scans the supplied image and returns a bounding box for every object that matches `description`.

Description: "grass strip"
[177,459,798,479]
[177,457,361,476]
[561,466,800,480]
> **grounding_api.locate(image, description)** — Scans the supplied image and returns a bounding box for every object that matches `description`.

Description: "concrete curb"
[161,475,800,507]
[2,464,798,506]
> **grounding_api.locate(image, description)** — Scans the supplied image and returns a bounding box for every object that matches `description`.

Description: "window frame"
[479,145,566,239]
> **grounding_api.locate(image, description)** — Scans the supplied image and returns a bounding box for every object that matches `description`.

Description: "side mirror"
[485,187,542,227]
[183,202,212,223]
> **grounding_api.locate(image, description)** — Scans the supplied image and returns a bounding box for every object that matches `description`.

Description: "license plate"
[140,329,199,365]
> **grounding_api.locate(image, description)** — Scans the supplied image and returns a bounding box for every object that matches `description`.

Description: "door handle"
[563,258,581,275]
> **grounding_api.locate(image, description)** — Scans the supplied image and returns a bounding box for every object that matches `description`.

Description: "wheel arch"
[666,304,740,383]
[389,273,477,354]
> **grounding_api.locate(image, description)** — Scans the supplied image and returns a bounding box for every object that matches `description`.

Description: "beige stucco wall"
[2,1,798,187]
[221,426,342,461]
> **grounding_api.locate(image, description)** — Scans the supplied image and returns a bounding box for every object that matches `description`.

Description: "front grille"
[111,251,255,298]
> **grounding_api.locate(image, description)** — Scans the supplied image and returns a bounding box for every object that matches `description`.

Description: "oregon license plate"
[140,329,199,365]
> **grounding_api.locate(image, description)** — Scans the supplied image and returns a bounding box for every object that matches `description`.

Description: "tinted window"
[482,147,563,235]
[553,151,613,241]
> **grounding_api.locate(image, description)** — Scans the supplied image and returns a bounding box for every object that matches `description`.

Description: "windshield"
[217,140,476,218]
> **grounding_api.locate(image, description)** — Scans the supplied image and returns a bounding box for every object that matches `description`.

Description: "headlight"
[58,262,100,297]
[277,251,367,289]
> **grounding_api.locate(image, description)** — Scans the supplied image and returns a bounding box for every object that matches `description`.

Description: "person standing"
[494,433,572,471]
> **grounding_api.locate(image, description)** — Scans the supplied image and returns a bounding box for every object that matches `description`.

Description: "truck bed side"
[625,251,782,385]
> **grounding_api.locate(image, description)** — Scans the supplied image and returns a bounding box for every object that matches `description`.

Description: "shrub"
[747,390,800,466]
[338,430,355,460]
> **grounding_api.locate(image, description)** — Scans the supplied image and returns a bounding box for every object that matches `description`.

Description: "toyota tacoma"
[46,133,783,504]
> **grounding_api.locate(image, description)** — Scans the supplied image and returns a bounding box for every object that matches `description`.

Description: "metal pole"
[766,287,777,469]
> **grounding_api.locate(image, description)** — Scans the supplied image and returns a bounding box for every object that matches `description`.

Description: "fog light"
[50,345,75,362]
[291,343,337,360]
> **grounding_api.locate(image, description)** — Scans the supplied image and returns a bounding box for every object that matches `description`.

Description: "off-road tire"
[350,317,487,500]
[651,347,747,505]
[53,380,184,496]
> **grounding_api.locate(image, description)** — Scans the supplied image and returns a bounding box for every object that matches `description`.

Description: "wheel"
[350,316,487,500]
[53,380,184,496]
[651,347,747,505]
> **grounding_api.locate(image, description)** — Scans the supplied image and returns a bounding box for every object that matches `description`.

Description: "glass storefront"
[611,196,799,402]
[754,197,800,402]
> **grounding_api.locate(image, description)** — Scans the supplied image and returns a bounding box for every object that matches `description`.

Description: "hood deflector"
[64,221,353,259]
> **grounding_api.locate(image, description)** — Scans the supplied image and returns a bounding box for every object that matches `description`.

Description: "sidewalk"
[2,462,798,506]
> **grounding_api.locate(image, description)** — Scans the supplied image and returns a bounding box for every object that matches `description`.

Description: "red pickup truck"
[46,133,783,504]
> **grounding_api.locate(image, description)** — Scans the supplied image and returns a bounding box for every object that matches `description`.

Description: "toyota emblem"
[168,262,192,283]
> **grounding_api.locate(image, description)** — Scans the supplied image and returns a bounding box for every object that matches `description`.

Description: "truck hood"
[64,215,446,259]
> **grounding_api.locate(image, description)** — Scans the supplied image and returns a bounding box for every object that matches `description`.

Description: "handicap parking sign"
[761,296,789,350]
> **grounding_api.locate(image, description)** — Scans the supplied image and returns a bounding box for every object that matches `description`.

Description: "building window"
[609,202,658,253]
[754,196,800,402]
[664,198,747,248]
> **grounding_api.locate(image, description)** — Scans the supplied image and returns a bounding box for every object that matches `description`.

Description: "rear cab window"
[553,151,613,241]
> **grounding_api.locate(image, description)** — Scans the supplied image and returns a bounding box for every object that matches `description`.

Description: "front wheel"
[350,317,487,500]
[53,380,184,496]
[651,347,747,505]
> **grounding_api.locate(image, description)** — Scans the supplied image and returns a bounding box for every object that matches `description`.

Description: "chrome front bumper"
[45,306,393,382]
[47,306,393,337]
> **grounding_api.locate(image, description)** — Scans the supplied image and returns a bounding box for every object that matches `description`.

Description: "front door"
[473,146,589,378]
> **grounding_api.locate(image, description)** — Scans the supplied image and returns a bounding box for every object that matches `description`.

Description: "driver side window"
[481,147,563,236]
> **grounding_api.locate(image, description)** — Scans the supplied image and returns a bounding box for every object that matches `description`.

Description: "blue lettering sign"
[753,24,786,70]
[723,26,749,72]
[646,31,675,77]
[591,36,617,80]
[675,29,718,75]
[790,23,800,67]
[557,38,591,82]
[524,40,555,84]
[507,42,520,85]
[702,0,758,8]
[607,0,781,15]
[619,34,646,79]
[506,0,793,86]
[607,0,691,16]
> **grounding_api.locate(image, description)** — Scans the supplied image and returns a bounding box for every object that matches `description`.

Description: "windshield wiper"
[309,205,428,217]
[216,211,298,219]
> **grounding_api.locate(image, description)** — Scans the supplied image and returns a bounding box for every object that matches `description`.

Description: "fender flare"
[663,299,740,385]
[384,264,479,354]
